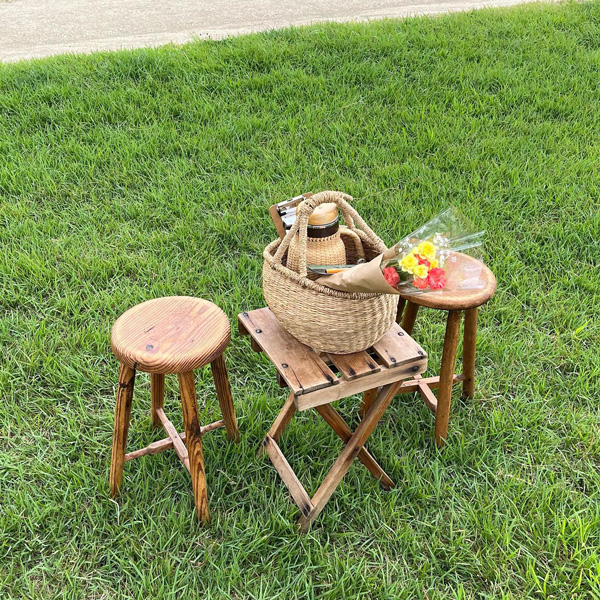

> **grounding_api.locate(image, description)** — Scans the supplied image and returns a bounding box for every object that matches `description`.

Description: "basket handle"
[273,190,380,278]
[340,227,366,261]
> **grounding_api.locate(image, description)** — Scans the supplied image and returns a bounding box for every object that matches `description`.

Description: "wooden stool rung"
[123,419,226,463]
[201,419,226,435]
[263,435,314,518]
[124,431,187,462]
[395,373,464,395]
[157,408,190,472]
[417,382,438,414]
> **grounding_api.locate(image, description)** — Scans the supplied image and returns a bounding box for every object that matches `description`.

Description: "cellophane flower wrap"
[380,207,485,295]
[316,208,486,296]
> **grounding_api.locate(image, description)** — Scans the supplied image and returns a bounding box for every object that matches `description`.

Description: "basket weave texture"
[287,227,364,280]
[263,191,398,354]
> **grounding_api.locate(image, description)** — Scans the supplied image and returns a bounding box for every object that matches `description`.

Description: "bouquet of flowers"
[313,208,486,297]
[380,207,485,294]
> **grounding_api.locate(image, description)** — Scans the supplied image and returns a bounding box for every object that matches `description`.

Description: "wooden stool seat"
[400,253,496,311]
[109,296,239,524]
[111,296,230,374]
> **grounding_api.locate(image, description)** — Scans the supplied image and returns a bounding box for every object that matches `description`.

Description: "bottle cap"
[308,203,338,226]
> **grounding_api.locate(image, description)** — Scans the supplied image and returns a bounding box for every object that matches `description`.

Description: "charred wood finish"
[241,307,428,531]
[108,297,240,524]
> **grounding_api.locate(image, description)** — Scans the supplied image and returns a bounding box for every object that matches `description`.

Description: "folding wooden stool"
[239,308,428,532]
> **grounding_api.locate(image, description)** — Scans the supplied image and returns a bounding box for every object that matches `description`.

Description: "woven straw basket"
[263,191,399,354]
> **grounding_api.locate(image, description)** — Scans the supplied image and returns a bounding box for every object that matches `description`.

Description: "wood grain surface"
[111,296,231,374]
[178,371,210,523]
[238,308,339,395]
[371,323,427,368]
[434,310,463,447]
[210,353,240,442]
[239,307,427,411]
[109,363,135,496]
[326,350,381,380]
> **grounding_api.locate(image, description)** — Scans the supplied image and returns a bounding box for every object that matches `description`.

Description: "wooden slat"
[295,358,427,411]
[238,309,339,395]
[371,323,427,368]
[156,408,190,472]
[263,435,314,518]
[326,351,380,381]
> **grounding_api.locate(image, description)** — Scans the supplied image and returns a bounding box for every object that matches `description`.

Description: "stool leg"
[401,301,419,335]
[462,307,478,399]
[210,353,240,443]
[150,373,165,428]
[359,387,378,419]
[178,371,210,523]
[396,297,406,324]
[435,310,462,448]
[109,363,135,497]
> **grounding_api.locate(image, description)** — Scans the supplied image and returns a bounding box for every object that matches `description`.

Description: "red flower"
[415,254,430,267]
[413,277,429,290]
[427,267,446,290]
[383,266,400,287]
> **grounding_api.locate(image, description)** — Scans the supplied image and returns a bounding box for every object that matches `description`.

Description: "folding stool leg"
[298,381,402,532]
[258,391,296,456]
[315,404,395,489]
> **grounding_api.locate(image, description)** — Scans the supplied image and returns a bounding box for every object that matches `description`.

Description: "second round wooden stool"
[109,296,239,523]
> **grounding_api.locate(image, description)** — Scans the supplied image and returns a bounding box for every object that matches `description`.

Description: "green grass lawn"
[1,2,600,598]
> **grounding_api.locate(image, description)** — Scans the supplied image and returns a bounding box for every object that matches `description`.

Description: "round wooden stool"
[109,296,239,523]
[361,253,496,447]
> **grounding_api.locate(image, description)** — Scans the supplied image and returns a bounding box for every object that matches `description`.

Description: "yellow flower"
[417,241,437,261]
[413,264,429,279]
[400,253,418,273]
[429,258,438,269]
